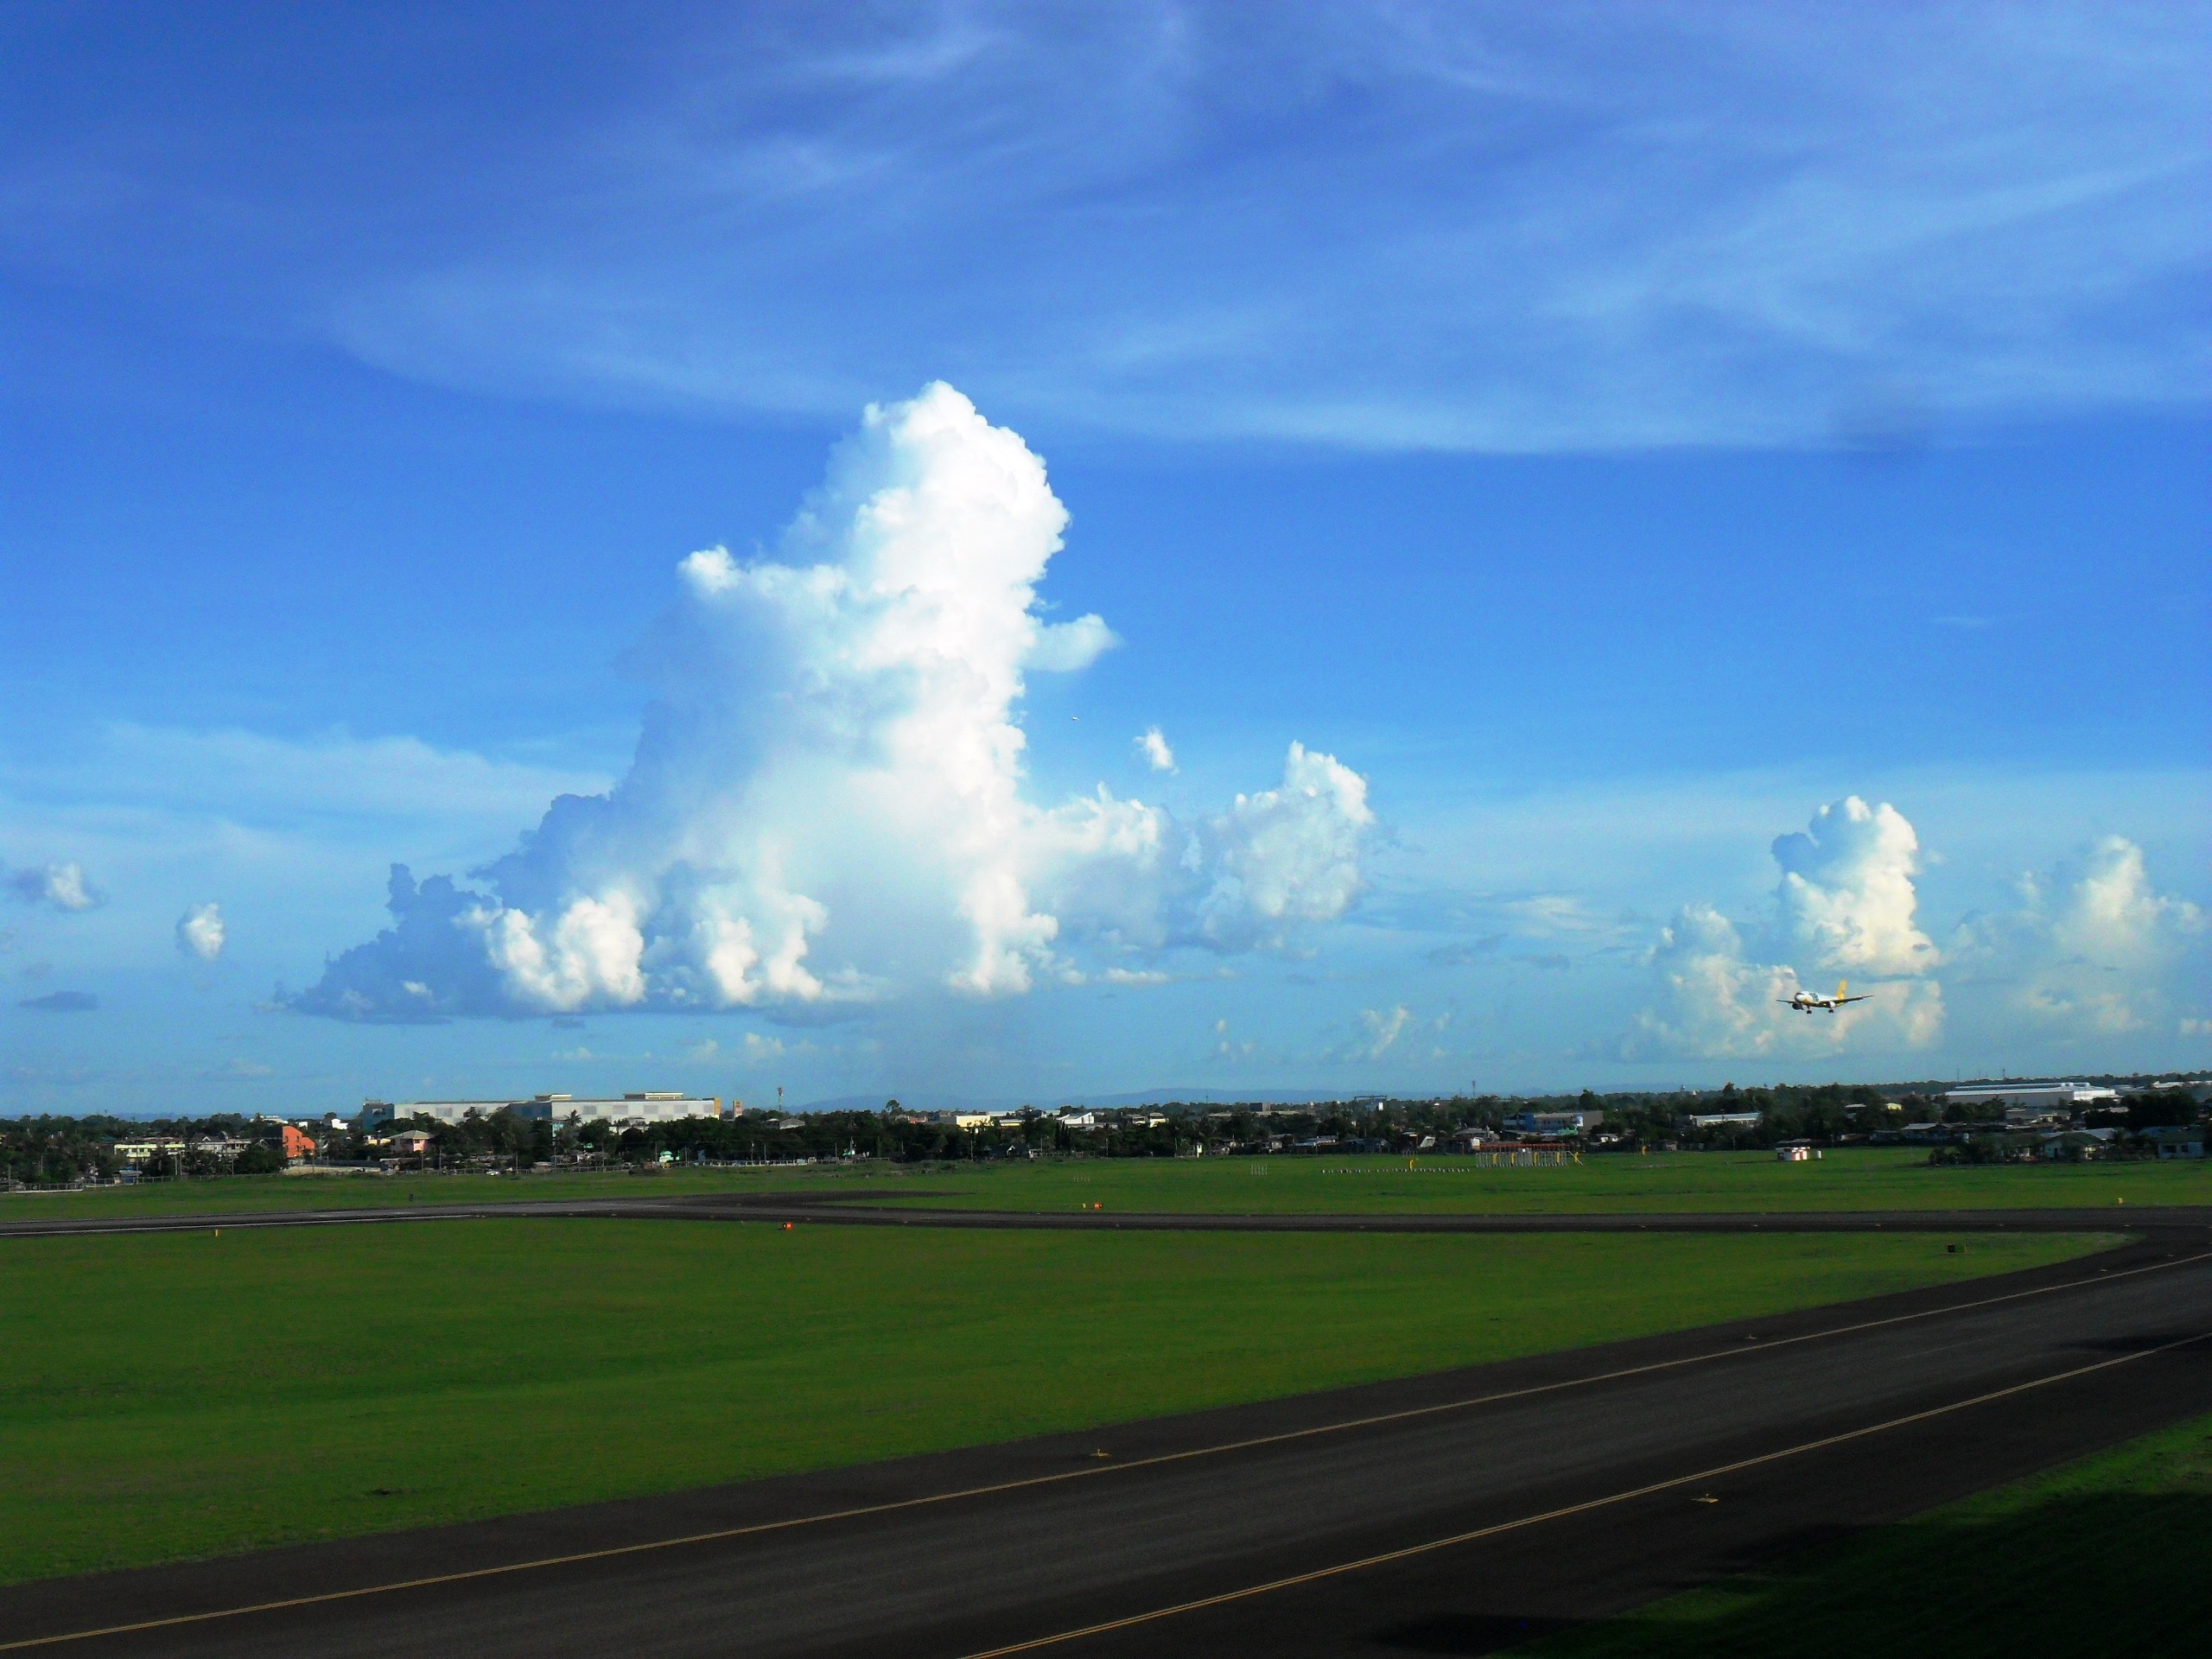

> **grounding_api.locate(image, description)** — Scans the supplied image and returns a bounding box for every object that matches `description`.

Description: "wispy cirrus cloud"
[10,5,2200,452]
[7,725,613,830]
[327,4,2206,449]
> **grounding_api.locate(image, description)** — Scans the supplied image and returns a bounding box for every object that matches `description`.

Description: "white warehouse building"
[531,1093,723,1126]
[1942,1083,2120,1115]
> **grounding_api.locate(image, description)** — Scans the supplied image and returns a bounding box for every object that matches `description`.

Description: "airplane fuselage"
[1782,982,1869,1014]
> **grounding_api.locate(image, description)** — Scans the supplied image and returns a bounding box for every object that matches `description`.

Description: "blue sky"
[3,3,2206,1115]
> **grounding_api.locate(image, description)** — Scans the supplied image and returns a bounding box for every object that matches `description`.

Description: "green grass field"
[0,1220,2106,1585]
[844,1146,2211,1214]
[1513,1406,2212,1657]
[7,1146,2207,1224]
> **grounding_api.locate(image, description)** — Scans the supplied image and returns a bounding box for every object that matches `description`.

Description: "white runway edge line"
[954,1327,2212,1659]
[2,1247,2205,1654]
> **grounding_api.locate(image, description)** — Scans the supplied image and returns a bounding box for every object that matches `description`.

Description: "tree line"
[4,1078,2201,1185]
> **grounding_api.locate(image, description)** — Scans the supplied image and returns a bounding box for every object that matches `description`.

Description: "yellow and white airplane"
[1779,980,1871,1014]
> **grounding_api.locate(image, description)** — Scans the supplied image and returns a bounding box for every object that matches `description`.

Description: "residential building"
[112,1135,246,1163]
[1892,1122,1962,1144]
[111,1139,185,1166]
[2141,1127,2206,1160]
[2038,1129,2116,1160]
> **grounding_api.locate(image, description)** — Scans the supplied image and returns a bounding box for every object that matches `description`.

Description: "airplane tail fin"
[1836,980,1848,1002]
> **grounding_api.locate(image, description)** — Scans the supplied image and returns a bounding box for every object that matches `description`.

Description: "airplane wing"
[1834,995,1871,1005]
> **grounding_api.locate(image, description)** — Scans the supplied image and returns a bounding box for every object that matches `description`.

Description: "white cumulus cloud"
[1952,836,2206,1035]
[175,902,226,962]
[293,385,1373,1022]
[1136,727,1176,772]
[9,861,99,912]
[1103,967,1171,986]
[1626,797,1944,1058]
[1196,744,1375,950]
[1771,798,1939,976]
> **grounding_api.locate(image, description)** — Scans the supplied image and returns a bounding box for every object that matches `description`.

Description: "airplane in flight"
[1780,980,1871,1014]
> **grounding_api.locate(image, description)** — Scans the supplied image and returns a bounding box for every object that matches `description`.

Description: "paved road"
[4,1221,2209,1658]
[2,1185,2202,1238]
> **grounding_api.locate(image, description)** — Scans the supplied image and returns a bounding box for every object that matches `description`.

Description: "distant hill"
[793,1092,1012,1116]
[1076,1087,1361,1107]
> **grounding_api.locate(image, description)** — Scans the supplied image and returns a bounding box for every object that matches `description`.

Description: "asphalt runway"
[4,1209,2210,1658]
[3,1184,2206,1238]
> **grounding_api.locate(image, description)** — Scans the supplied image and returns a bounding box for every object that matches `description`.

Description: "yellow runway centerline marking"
[3,1246,2204,1653]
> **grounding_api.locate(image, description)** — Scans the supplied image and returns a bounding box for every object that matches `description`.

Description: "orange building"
[280,1124,317,1163]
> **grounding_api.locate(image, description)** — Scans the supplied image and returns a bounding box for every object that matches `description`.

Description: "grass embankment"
[853,1147,2211,1215]
[8,1147,2205,1224]
[1513,1407,2212,1658]
[0,1222,2105,1585]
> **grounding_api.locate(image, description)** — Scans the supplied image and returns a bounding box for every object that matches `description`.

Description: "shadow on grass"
[1516,1493,2212,1659]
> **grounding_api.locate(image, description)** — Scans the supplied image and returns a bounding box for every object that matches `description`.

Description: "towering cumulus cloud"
[1771,798,1937,977]
[1629,795,1943,1058]
[295,385,1372,1021]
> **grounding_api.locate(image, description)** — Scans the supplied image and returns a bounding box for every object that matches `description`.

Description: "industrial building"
[531,1094,723,1126]
[356,1093,722,1130]
[1502,1109,1599,1138]
[355,1100,538,1130]
[1942,1083,2120,1116]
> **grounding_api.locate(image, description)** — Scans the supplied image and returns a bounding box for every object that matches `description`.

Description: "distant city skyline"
[3,3,2205,1116]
